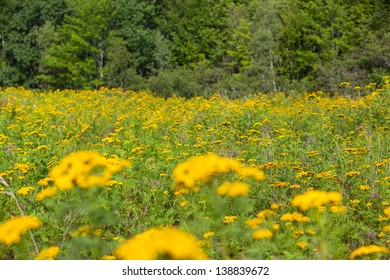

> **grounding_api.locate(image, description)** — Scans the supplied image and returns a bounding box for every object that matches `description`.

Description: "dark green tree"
[39,0,112,88]
[0,0,66,87]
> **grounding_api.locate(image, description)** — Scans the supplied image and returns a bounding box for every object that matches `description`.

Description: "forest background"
[0,0,389,97]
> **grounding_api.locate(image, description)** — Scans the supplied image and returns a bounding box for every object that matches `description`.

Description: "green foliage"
[38,0,111,88]
[0,0,388,94]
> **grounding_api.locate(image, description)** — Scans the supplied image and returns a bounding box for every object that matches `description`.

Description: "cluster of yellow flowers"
[16,186,35,195]
[173,154,265,195]
[114,227,208,260]
[280,212,311,223]
[291,190,343,211]
[0,216,41,246]
[49,151,130,190]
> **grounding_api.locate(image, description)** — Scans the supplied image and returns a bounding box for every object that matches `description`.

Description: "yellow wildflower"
[101,255,116,260]
[296,241,308,249]
[224,216,237,223]
[173,154,264,195]
[34,246,60,260]
[384,207,390,218]
[16,186,35,196]
[216,181,249,197]
[280,212,310,223]
[291,190,342,211]
[330,205,347,213]
[180,200,189,207]
[270,181,290,188]
[245,218,265,229]
[13,163,30,174]
[359,185,371,191]
[70,225,101,237]
[37,177,53,186]
[350,245,389,260]
[252,229,273,240]
[114,227,208,260]
[271,224,280,231]
[203,232,215,239]
[0,216,41,246]
[36,187,57,201]
[383,225,390,232]
[306,150,320,156]
[49,151,130,190]
[345,171,360,177]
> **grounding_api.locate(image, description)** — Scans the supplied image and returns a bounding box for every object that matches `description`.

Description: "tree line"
[0,0,389,97]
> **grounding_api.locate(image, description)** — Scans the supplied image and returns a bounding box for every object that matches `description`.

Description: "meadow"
[0,78,389,260]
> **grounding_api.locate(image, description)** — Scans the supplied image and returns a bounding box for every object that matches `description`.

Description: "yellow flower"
[49,151,130,190]
[16,186,35,195]
[252,229,273,240]
[270,181,290,188]
[101,255,116,260]
[270,203,280,210]
[216,181,249,197]
[180,200,189,207]
[173,154,264,195]
[280,212,310,223]
[245,218,265,229]
[203,232,215,239]
[224,215,237,223]
[256,209,275,219]
[350,245,389,260]
[306,150,320,156]
[330,205,346,213]
[37,177,53,186]
[36,187,58,201]
[383,225,390,232]
[345,171,360,177]
[291,190,342,211]
[384,207,390,218]
[70,225,101,237]
[114,227,208,260]
[13,163,30,174]
[34,246,60,260]
[296,241,308,249]
[0,216,42,246]
[271,224,280,231]
[359,185,371,191]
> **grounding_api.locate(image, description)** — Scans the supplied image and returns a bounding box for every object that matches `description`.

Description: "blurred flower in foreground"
[49,151,130,190]
[0,216,41,246]
[114,227,208,260]
[34,246,60,260]
[349,245,389,260]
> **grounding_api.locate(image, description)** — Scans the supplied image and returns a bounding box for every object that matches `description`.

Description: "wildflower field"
[0,78,389,260]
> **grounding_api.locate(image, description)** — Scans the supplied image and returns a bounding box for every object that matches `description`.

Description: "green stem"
[318,211,328,260]
[0,176,40,255]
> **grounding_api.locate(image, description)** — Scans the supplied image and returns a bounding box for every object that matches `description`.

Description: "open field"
[0,79,389,260]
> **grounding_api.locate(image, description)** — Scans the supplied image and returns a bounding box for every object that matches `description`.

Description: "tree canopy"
[0,0,389,96]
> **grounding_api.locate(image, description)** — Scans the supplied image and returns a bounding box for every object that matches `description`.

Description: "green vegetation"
[0,0,389,96]
[0,80,389,259]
